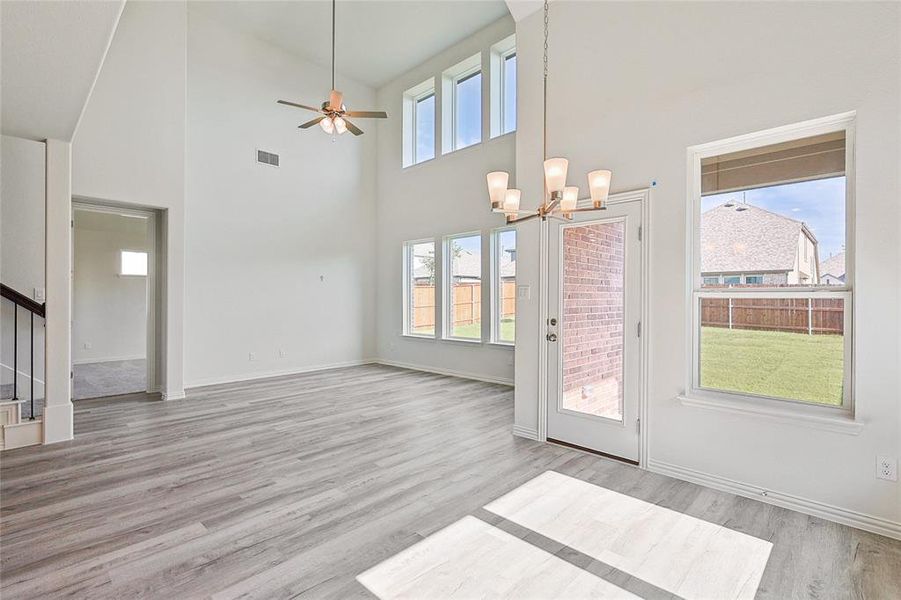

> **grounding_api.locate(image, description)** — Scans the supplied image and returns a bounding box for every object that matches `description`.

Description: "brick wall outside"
[561,222,625,419]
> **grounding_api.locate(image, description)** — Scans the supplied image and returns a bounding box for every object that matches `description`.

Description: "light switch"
[517,285,531,300]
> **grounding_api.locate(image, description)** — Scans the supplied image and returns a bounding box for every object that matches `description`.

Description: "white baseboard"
[648,459,901,541]
[184,359,377,390]
[376,359,514,386]
[513,424,539,440]
[73,354,145,365]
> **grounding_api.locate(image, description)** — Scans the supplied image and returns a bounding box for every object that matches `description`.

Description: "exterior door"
[546,200,642,462]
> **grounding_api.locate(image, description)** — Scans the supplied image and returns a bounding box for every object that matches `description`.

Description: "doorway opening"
[71,202,159,400]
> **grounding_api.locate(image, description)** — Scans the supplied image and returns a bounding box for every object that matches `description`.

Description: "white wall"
[374,16,516,384]
[514,1,900,530]
[72,0,186,398]
[73,210,149,364]
[183,11,377,386]
[1,135,46,396]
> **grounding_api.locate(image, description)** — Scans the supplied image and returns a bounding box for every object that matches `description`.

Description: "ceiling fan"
[277,0,387,136]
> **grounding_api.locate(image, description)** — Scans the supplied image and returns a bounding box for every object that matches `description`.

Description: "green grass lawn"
[700,326,844,406]
[414,318,515,341]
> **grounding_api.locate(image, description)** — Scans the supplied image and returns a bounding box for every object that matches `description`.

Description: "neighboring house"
[820,251,845,285]
[701,202,820,285]
[413,248,515,285]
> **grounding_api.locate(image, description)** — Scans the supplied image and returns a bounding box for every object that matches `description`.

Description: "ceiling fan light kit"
[486,0,613,223]
[277,0,387,137]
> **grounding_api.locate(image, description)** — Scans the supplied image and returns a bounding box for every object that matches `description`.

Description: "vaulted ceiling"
[1,0,124,141]
[189,1,511,89]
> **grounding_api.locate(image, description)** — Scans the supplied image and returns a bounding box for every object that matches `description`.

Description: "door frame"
[71,199,159,395]
[537,187,651,467]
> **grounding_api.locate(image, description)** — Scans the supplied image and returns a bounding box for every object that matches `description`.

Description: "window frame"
[402,78,436,168]
[402,238,437,339]
[490,34,517,138]
[442,231,484,343]
[441,54,483,155]
[491,226,516,345]
[119,249,149,277]
[686,112,856,416]
[451,68,482,151]
[412,90,436,165]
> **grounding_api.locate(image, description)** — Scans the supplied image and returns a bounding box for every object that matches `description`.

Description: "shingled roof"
[821,251,845,279]
[701,202,813,273]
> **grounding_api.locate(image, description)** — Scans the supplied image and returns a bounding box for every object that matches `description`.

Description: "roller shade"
[702,131,845,196]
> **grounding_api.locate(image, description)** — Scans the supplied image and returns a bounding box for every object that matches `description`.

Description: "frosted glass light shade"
[588,169,612,208]
[320,117,335,134]
[487,171,509,209]
[503,188,521,214]
[543,158,569,194]
[561,186,579,212]
[333,117,348,135]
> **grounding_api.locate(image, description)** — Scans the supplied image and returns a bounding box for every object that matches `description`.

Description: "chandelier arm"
[567,206,609,213]
[508,212,542,225]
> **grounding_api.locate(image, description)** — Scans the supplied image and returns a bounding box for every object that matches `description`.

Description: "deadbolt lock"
[549,317,557,326]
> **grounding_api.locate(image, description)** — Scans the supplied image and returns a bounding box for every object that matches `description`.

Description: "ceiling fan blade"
[299,116,326,129]
[278,100,322,113]
[344,110,388,119]
[344,119,364,136]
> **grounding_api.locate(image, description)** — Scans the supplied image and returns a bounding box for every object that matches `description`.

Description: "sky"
[702,176,846,259]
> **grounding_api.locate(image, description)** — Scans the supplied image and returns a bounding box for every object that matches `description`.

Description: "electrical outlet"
[248,352,256,361]
[83,342,92,350]
[876,456,897,481]
[278,349,287,358]
[34,287,45,302]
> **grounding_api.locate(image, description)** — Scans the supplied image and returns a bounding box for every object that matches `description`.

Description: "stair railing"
[2,283,45,420]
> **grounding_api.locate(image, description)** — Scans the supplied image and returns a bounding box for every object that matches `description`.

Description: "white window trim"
[402,79,436,168]
[490,34,516,138]
[119,249,149,277]
[402,239,437,339]
[443,231,484,343]
[490,226,515,345]
[684,112,857,425]
[441,54,483,155]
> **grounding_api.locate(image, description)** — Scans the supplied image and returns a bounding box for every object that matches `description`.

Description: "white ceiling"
[1,0,124,142]
[189,1,511,89]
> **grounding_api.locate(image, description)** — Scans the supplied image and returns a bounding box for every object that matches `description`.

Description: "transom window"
[402,79,436,167]
[490,35,516,138]
[689,114,853,410]
[442,54,482,154]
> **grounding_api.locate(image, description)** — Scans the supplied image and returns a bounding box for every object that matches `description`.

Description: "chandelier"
[486,0,612,223]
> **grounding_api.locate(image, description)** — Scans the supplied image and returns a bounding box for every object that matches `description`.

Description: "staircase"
[1,283,45,450]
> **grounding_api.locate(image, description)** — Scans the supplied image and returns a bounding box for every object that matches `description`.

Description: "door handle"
[546,333,557,342]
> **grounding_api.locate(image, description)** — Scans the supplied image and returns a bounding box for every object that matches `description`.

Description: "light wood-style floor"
[1,364,898,599]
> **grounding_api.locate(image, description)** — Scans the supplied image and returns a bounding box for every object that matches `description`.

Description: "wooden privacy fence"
[701,297,844,335]
[413,282,515,329]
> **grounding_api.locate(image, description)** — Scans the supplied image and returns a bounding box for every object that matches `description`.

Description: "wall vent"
[256,149,280,167]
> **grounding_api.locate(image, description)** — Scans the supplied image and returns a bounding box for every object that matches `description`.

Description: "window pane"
[121,251,148,276]
[700,131,846,289]
[448,234,481,339]
[562,222,625,421]
[699,296,845,406]
[408,242,435,335]
[503,53,516,134]
[496,229,516,342]
[415,94,435,163]
[455,72,481,149]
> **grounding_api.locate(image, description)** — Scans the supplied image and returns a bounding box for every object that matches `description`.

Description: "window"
[442,54,482,154]
[403,240,436,337]
[403,79,436,167]
[490,35,516,138]
[120,250,148,276]
[690,114,853,410]
[492,228,516,343]
[444,233,482,341]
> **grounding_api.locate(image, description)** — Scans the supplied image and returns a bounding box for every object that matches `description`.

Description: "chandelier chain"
[331,0,336,91]
[543,0,549,161]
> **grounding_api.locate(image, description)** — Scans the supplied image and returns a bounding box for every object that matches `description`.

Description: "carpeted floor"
[74,359,146,400]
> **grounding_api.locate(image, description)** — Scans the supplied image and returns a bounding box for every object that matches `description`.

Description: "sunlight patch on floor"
[485,471,773,600]
[357,515,638,599]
